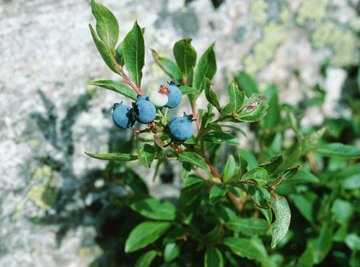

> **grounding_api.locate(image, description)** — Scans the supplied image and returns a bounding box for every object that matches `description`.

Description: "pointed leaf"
[223,237,267,263]
[85,151,137,161]
[237,94,268,122]
[137,144,156,168]
[115,41,125,65]
[123,22,145,87]
[235,71,258,97]
[223,155,236,182]
[90,0,119,52]
[180,86,198,95]
[274,165,299,186]
[130,198,176,221]
[125,221,171,253]
[194,43,217,91]
[242,167,268,187]
[270,195,291,248]
[203,131,240,146]
[89,79,137,100]
[226,217,268,235]
[173,38,197,81]
[164,243,180,262]
[151,49,182,83]
[178,152,209,171]
[209,184,227,205]
[89,24,119,73]
[203,78,221,113]
[205,248,224,267]
[135,250,157,267]
[315,143,360,158]
[224,82,245,114]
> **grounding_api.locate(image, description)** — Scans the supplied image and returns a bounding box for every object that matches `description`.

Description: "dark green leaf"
[203,78,221,113]
[123,21,145,87]
[281,170,319,185]
[164,243,180,262]
[302,128,327,153]
[137,144,156,168]
[270,195,291,248]
[173,38,197,81]
[178,152,209,171]
[224,82,245,114]
[315,143,360,158]
[194,43,217,91]
[205,248,224,267]
[274,166,299,186]
[85,151,137,161]
[331,199,353,225]
[239,149,258,169]
[151,49,182,83]
[203,131,240,146]
[345,233,360,250]
[235,71,258,97]
[260,155,283,174]
[130,198,176,221]
[209,184,227,205]
[89,24,119,73]
[183,175,205,188]
[115,41,125,65]
[237,95,268,122]
[89,79,137,100]
[223,237,267,263]
[90,0,119,52]
[180,86,198,95]
[296,245,314,267]
[242,167,268,187]
[261,84,280,130]
[291,192,317,224]
[311,225,333,264]
[135,250,157,267]
[125,221,171,253]
[223,155,236,182]
[226,217,268,235]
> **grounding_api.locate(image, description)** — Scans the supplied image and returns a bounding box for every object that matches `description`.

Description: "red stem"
[114,60,143,96]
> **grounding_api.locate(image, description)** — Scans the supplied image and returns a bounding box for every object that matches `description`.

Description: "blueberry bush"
[81,1,360,266]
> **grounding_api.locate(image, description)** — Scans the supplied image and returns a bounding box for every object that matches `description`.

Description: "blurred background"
[0,0,359,266]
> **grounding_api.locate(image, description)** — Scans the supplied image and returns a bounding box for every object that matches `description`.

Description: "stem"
[114,60,143,96]
[307,152,318,173]
[191,100,201,132]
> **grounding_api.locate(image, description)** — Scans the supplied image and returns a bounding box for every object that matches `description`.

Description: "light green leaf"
[223,155,236,182]
[226,217,268,235]
[123,21,145,87]
[342,174,360,190]
[135,250,157,267]
[164,243,180,262]
[90,0,119,52]
[237,94,268,122]
[137,144,156,168]
[311,225,333,264]
[89,24,119,74]
[260,155,283,174]
[224,82,245,114]
[125,221,171,253]
[89,79,137,100]
[130,198,176,221]
[180,86,198,95]
[173,38,197,81]
[203,131,240,146]
[178,152,209,171]
[270,195,291,248]
[296,245,314,267]
[315,143,360,159]
[85,151,137,161]
[281,170,319,185]
[205,247,224,267]
[151,49,182,83]
[235,71,258,97]
[242,167,268,187]
[194,43,217,91]
[223,237,267,263]
[203,78,221,113]
[331,199,353,225]
[209,184,227,205]
[261,84,280,130]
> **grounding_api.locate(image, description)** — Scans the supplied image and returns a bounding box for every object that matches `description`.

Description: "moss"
[243,22,287,74]
[279,4,291,24]
[296,0,329,25]
[250,0,268,25]
[32,165,52,180]
[311,22,358,66]
[27,179,58,210]
[79,246,102,260]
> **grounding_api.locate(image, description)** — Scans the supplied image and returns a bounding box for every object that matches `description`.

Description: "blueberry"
[134,95,157,123]
[165,81,182,109]
[112,103,135,129]
[149,86,170,107]
[168,113,194,141]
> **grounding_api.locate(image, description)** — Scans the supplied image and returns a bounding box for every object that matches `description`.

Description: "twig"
[307,152,318,173]
[113,60,143,96]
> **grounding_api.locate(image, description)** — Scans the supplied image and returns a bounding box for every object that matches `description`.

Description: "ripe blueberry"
[134,95,157,123]
[112,103,135,129]
[165,81,182,109]
[149,85,170,107]
[168,113,194,141]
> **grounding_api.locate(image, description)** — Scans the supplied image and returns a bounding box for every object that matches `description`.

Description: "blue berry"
[134,95,157,123]
[165,81,182,109]
[112,103,135,129]
[168,113,194,141]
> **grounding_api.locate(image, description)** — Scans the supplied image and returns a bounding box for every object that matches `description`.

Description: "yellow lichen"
[250,0,268,25]
[296,0,329,25]
[32,165,52,180]
[27,179,58,210]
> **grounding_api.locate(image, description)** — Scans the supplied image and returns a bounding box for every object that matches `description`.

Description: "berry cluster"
[112,81,194,142]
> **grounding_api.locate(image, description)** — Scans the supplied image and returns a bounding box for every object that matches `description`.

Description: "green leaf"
[209,184,227,205]
[203,78,221,113]
[115,41,125,65]
[270,195,291,248]
[262,84,280,130]
[235,71,258,97]
[203,131,240,146]
[223,155,236,182]
[260,155,283,174]
[223,237,267,262]
[180,86,198,95]
[331,199,353,225]
[151,49,182,83]
[237,95,268,122]
[164,243,180,262]
[274,166,299,186]
[342,174,360,190]
[296,245,314,267]
[89,79,137,100]
[135,250,157,267]
[345,233,360,250]
[90,0,119,52]
[123,21,145,87]
[311,225,333,264]
[205,248,224,267]
[130,198,176,221]
[194,43,217,91]
[242,167,268,187]
[226,217,268,235]
[125,221,171,253]
[89,24,119,73]
[224,82,245,114]
[239,149,258,169]
[291,192,317,224]
[281,170,319,185]
[137,144,156,168]
[178,152,209,171]
[315,143,360,159]
[173,38,197,81]
[85,151,137,161]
